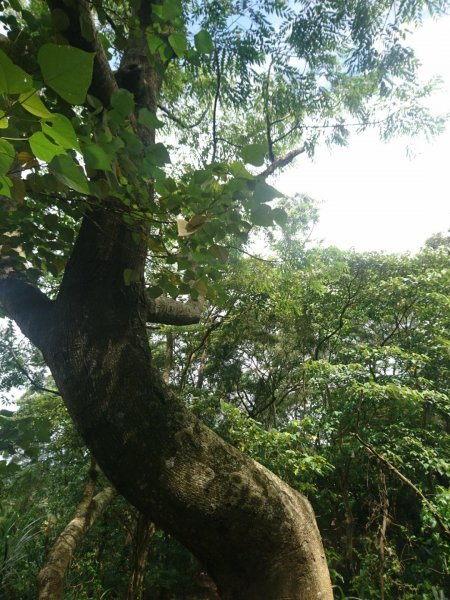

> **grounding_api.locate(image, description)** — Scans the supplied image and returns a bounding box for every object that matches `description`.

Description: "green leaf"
[168,33,187,58]
[159,278,179,298]
[29,131,66,163]
[0,174,12,197]
[81,143,113,171]
[194,30,214,54]
[0,138,15,174]
[49,155,89,194]
[251,204,273,227]
[123,268,140,286]
[153,0,182,20]
[0,48,33,94]
[272,207,288,227]
[19,91,52,118]
[38,43,95,104]
[146,142,171,166]
[148,285,163,298]
[241,143,267,166]
[158,42,174,62]
[138,108,164,129]
[253,181,281,203]
[90,178,113,199]
[229,161,255,180]
[147,34,164,55]
[42,114,79,151]
[185,49,201,66]
[0,110,8,129]
[111,88,135,117]
[208,244,229,262]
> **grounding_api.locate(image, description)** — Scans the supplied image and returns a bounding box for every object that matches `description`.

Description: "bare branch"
[158,103,209,130]
[211,50,222,163]
[7,343,61,397]
[259,146,306,178]
[38,460,116,600]
[351,432,450,541]
[264,61,275,162]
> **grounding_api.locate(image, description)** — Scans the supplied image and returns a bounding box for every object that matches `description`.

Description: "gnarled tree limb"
[147,296,204,325]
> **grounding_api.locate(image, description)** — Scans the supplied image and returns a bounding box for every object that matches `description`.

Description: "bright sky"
[276,14,450,254]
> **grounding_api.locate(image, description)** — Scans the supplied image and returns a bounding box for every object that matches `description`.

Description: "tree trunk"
[37,462,116,600]
[0,0,334,596]
[4,260,332,598]
[2,209,333,600]
[49,306,331,597]
[126,513,155,600]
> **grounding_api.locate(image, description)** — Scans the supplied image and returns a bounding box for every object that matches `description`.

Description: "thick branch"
[38,463,116,600]
[259,146,305,178]
[147,296,203,325]
[352,433,450,540]
[0,276,53,349]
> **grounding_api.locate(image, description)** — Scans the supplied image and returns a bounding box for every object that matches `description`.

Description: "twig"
[211,49,222,163]
[227,246,277,263]
[8,344,61,397]
[157,104,209,130]
[351,433,450,540]
[264,60,275,162]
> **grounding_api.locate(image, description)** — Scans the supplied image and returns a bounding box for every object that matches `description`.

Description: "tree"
[0,0,448,597]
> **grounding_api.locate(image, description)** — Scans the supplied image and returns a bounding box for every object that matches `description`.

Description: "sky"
[275,14,450,254]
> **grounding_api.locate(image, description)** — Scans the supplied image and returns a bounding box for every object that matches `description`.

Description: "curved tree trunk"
[0,1,333,597]
[3,216,333,598]
[37,462,116,600]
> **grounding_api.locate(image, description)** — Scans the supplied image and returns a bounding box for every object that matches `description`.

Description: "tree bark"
[37,462,116,600]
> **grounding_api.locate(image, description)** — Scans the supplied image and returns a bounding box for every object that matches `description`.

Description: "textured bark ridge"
[0,1,334,597]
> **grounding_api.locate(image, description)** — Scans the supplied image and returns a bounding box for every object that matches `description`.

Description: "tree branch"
[158,103,209,130]
[259,146,305,178]
[6,343,61,397]
[264,61,275,162]
[351,433,450,541]
[147,296,204,326]
[0,276,53,349]
[211,49,222,163]
[38,460,116,600]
